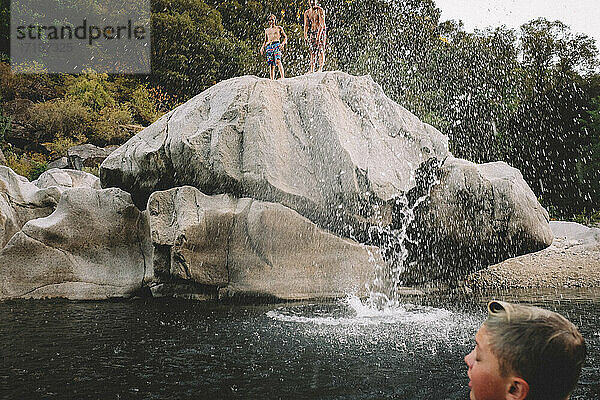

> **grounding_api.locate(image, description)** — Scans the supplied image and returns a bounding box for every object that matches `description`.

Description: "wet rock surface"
[148,186,380,300]
[405,158,553,284]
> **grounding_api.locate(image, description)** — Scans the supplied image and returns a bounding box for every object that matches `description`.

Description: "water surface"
[1,292,598,399]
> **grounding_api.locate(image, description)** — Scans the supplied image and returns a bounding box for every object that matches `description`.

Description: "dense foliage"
[0,0,599,223]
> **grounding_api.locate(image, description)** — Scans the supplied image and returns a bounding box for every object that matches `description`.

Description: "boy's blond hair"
[484,301,586,400]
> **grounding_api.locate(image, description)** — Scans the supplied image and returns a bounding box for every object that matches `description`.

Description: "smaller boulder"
[68,144,118,170]
[0,187,153,300]
[406,158,553,284]
[550,221,600,252]
[47,157,69,170]
[34,168,101,192]
[148,186,381,300]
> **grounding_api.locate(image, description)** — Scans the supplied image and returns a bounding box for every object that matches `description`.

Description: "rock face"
[0,188,153,300]
[98,72,554,287]
[550,221,600,251]
[68,144,118,170]
[101,71,449,238]
[0,166,61,247]
[406,158,554,284]
[34,168,101,192]
[148,186,380,300]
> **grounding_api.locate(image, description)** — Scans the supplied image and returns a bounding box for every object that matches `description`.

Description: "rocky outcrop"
[550,221,600,251]
[101,72,449,238]
[34,168,101,192]
[68,144,118,170]
[148,186,380,300]
[0,166,61,247]
[98,72,554,286]
[0,188,152,300]
[405,158,553,284]
[47,157,69,170]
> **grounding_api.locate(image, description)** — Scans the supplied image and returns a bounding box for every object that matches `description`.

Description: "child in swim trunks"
[303,0,326,72]
[260,14,287,80]
[465,301,586,400]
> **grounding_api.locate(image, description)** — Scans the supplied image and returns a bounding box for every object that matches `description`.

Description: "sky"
[434,0,600,47]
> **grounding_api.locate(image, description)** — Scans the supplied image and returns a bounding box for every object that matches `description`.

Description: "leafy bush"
[64,71,117,112]
[5,152,48,181]
[0,107,10,140]
[0,61,62,102]
[129,85,160,125]
[28,98,91,143]
[43,134,85,158]
[89,105,134,146]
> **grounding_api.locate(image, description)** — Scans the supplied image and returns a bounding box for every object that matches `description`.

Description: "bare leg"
[318,50,325,72]
[270,65,275,80]
[309,52,315,73]
[276,59,285,79]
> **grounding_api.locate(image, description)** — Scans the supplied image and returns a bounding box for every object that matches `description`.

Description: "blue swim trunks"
[266,42,282,66]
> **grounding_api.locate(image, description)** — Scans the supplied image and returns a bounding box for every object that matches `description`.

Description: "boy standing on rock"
[261,14,287,80]
[304,0,326,73]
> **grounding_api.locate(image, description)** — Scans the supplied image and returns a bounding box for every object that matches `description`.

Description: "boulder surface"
[0,187,153,300]
[0,166,60,247]
[101,71,449,238]
[406,158,553,283]
[148,186,380,300]
[34,168,101,192]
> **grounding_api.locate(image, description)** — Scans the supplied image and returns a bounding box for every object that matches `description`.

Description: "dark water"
[1,292,599,400]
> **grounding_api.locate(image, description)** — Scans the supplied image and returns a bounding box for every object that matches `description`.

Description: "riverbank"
[465,221,600,290]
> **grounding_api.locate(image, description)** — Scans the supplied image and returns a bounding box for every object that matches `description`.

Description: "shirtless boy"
[303,0,326,73]
[465,301,586,400]
[260,14,287,80]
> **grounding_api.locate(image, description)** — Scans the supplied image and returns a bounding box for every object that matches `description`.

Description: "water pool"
[1,291,598,399]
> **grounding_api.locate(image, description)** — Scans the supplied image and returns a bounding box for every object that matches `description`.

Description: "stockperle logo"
[11,0,150,74]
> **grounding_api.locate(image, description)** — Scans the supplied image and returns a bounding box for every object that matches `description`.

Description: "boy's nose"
[464,350,474,368]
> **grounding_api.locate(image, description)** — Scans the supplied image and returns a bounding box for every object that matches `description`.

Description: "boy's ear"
[506,377,529,400]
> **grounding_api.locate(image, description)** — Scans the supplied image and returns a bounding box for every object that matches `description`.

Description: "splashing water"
[267,294,459,327]
[364,168,441,311]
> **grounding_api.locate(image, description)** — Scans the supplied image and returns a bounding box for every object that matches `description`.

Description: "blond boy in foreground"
[465,301,586,400]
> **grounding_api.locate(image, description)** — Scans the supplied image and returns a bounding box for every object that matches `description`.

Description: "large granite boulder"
[99,72,553,286]
[34,168,101,192]
[148,186,381,300]
[0,188,153,300]
[0,166,61,247]
[101,71,449,238]
[404,158,554,284]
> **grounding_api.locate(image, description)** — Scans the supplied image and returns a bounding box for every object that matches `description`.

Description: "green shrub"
[0,107,10,140]
[0,61,62,102]
[129,85,160,125]
[64,71,116,112]
[6,152,48,181]
[89,105,134,146]
[28,97,91,142]
[43,134,86,158]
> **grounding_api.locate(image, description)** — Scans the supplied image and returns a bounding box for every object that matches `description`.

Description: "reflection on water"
[1,293,598,400]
